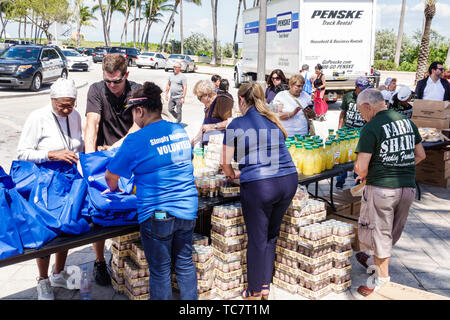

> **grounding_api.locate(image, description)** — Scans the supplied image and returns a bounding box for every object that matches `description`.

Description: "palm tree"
[394,0,407,66]
[159,0,179,52]
[179,0,201,54]
[77,3,97,47]
[94,0,126,46]
[141,0,172,51]
[210,0,218,66]
[120,0,132,46]
[415,0,437,83]
[232,0,243,59]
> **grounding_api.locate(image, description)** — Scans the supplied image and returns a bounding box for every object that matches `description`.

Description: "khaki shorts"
[358,185,415,259]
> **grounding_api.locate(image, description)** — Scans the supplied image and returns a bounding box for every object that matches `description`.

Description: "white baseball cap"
[397,86,412,102]
[50,78,77,99]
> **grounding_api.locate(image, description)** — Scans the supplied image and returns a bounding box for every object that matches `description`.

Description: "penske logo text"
[311,10,363,19]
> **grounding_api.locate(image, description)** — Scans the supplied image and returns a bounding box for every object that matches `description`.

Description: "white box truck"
[234,0,379,102]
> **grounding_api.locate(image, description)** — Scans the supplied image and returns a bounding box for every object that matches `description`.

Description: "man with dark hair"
[211,74,221,92]
[84,53,142,286]
[415,61,450,101]
[217,78,233,101]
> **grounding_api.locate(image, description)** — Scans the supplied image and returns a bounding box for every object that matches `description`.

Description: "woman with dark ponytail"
[105,81,199,300]
[221,82,298,300]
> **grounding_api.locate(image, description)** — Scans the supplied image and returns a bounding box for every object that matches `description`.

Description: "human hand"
[48,150,79,164]
[97,145,108,151]
[355,175,366,184]
[165,94,169,101]
[102,187,123,194]
[181,97,185,104]
[201,124,213,133]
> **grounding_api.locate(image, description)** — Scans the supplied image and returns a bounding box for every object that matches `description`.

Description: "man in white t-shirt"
[415,61,450,101]
[272,74,313,137]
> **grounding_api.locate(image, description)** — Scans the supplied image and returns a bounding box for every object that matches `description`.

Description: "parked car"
[77,47,94,56]
[165,54,195,73]
[92,47,111,63]
[62,49,91,71]
[0,45,68,91]
[109,47,140,67]
[136,52,167,69]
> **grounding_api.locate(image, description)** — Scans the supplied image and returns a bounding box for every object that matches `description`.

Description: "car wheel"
[137,65,142,68]
[30,73,42,92]
[61,69,68,79]
[83,69,88,72]
[154,63,158,70]
[165,68,169,72]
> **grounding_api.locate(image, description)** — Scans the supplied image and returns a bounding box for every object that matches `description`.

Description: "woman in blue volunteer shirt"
[105,82,199,300]
[221,83,298,300]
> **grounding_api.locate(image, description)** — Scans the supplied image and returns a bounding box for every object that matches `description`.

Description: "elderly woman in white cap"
[388,86,413,118]
[16,78,82,300]
[381,77,397,103]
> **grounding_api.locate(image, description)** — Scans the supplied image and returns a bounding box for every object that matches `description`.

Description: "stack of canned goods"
[322,219,354,237]
[299,223,333,241]
[211,203,243,219]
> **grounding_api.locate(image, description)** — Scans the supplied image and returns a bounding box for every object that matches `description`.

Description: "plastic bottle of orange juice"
[302,146,315,176]
[339,138,347,164]
[313,145,322,174]
[325,141,334,170]
[294,143,303,174]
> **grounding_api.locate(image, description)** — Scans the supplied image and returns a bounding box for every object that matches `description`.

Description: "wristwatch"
[214,124,218,130]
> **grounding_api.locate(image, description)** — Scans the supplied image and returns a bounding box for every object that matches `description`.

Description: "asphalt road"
[0,62,343,172]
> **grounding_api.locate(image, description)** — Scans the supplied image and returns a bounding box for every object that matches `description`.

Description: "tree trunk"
[394,0,406,66]
[24,15,27,41]
[232,0,242,59]
[180,0,184,54]
[144,0,154,51]
[98,0,110,46]
[159,2,178,52]
[120,5,131,46]
[137,0,142,49]
[210,0,218,66]
[133,0,137,48]
[415,4,436,84]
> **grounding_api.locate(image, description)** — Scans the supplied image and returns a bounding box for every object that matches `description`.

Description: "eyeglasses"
[104,76,125,84]
[437,67,444,71]
[272,76,281,81]
[197,94,206,101]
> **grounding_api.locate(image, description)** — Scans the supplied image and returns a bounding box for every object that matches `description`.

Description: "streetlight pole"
[257,0,267,90]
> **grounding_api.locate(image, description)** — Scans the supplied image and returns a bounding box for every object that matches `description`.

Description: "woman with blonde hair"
[191,79,233,146]
[221,82,298,300]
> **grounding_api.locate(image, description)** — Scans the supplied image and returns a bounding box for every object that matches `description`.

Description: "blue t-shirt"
[107,120,198,223]
[224,107,297,183]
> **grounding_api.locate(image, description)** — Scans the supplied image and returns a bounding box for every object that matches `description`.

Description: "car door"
[157,54,166,68]
[40,49,52,81]
[48,49,62,79]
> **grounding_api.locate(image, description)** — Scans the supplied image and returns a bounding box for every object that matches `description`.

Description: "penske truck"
[234,0,380,102]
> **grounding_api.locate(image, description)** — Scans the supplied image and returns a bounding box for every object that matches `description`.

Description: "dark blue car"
[0,45,68,91]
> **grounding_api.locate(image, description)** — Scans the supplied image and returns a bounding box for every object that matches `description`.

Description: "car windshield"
[63,50,81,57]
[0,47,40,60]
[142,53,155,56]
[110,47,126,53]
[168,54,185,60]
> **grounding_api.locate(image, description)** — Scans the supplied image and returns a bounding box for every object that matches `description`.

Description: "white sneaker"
[37,278,54,300]
[50,270,77,289]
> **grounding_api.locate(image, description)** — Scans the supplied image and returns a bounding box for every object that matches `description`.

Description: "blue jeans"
[336,171,359,187]
[140,215,198,300]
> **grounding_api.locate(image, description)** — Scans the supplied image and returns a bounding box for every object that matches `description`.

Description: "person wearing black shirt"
[84,53,142,287]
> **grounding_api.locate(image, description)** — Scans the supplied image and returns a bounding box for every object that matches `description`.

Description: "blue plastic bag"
[9,160,39,200]
[0,167,24,260]
[79,150,138,227]
[11,161,91,236]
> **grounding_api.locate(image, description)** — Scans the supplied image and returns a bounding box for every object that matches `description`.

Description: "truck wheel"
[30,73,42,92]
[234,71,241,88]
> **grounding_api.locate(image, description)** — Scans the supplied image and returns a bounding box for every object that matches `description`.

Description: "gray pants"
[168,97,183,123]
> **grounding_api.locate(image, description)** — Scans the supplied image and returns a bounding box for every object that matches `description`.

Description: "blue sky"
[3,0,450,44]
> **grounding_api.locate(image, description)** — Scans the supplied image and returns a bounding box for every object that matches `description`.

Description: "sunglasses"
[437,67,444,71]
[272,76,281,81]
[104,76,125,84]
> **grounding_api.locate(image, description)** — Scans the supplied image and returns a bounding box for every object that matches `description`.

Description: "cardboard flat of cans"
[125,287,149,300]
[297,283,333,300]
[214,286,244,300]
[273,277,298,294]
[129,248,148,268]
[112,232,140,244]
[111,245,130,258]
[211,215,245,227]
[111,277,125,294]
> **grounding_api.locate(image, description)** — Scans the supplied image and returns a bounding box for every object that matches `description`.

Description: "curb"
[0,81,89,99]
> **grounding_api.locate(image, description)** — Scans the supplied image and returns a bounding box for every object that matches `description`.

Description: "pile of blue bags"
[0,150,138,260]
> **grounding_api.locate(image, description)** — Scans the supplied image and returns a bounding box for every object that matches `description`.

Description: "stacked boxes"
[416,148,450,188]
[273,188,355,299]
[124,240,150,300]
[193,242,215,300]
[110,232,140,294]
[210,203,247,299]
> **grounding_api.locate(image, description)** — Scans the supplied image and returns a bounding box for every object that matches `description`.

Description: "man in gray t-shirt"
[165,62,187,123]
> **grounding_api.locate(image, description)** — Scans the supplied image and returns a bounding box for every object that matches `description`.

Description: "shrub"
[374,60,397,71]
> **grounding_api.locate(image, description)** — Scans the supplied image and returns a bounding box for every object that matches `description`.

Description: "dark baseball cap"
[122,97,149,116]
[355,77,372,90]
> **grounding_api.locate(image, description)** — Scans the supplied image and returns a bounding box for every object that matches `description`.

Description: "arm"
[84,112,101,153]
[108,122,141,150]
[17,114,50,163]
[354,152,372,183]
[279,107,301,120]
[220,144,240,179]
[105,169,120,192]
[338,110,346,129]
[165,81,171,101]
[181,84,187,104]
[320,75,326,90]
[414,142,426,165]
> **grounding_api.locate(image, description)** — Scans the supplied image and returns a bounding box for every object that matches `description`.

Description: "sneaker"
[50,270,79,289]
[37,278,54,300]
[93,260,111,286]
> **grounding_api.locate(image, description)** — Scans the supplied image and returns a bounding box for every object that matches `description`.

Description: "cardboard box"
[412,100,450,119]
[411,117,450,130]
[326,214,359,251]
[365,281,449,300]
[422,148,450,163]
[416,175,450,188]
[416,163,450,179]
[325,190,362,219]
